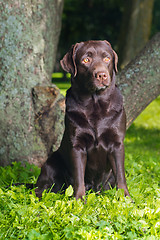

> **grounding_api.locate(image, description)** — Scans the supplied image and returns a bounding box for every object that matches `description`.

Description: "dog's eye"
[82,58,90,63]
[104,57,110,62]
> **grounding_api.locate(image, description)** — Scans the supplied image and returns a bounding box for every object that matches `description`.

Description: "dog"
[35,40,130,200]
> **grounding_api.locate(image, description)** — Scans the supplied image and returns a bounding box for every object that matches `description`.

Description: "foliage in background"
[55,0,160,71]
[60,0,124,49]
[151,0,160,37]
[56,0,124,71]
[0,93,159,239]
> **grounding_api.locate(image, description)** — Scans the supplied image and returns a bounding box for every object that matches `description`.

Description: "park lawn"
[0,80,159,239]
[52,73,71,96]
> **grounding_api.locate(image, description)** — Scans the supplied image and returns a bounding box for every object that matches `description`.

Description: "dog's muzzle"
[94,71,111,89]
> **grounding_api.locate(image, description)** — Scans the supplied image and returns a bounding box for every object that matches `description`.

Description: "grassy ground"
[52,73,71,96]
[0,80,159,239]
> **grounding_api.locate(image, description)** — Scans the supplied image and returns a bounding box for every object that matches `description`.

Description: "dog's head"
[60,40,118,93]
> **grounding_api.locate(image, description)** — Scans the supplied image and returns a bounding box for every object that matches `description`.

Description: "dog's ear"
[104,40,118,73]
[113,50,118,73]
[104,40,112,48]
[60,43,80,77]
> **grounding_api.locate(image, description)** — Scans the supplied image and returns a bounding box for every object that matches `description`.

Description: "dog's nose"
[95,72,107,81]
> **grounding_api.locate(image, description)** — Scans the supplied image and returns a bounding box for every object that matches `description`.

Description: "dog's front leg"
[71,148,87,200]
[113,143,130,197]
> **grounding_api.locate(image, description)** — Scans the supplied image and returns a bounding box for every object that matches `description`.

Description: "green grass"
[0,80,160,239]
[52,73,71,96]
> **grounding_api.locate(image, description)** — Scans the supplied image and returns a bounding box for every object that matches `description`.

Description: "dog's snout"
[95,72,108,81]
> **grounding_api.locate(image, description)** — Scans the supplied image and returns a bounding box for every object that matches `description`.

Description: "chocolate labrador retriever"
[35,40,130,200]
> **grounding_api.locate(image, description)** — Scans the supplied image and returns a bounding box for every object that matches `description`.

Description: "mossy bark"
[117,32,160,128]
[0,0,64,166]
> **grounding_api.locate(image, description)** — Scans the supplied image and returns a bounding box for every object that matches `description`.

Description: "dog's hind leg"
[35,151,66,198]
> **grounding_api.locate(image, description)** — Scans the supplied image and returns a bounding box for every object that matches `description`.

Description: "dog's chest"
[83,99,121,150]
[85,97,115,129]
[87,98,108,121]
[67,92,122,151]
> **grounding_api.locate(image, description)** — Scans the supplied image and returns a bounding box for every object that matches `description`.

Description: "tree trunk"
[117,32,160,128]
[0,0,64,166]
[118,0,154,68]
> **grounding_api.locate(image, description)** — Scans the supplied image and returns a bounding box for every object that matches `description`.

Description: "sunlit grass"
[124,96,160,200]
[134,96,160,129]
[52,72,71,96]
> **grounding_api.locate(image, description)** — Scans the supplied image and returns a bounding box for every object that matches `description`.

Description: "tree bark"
[117,32,160,128]
[118,0,154,68]
[0,0,64,166]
